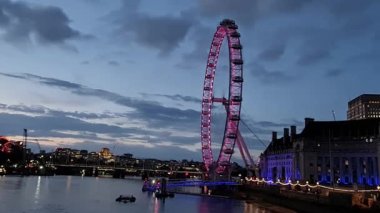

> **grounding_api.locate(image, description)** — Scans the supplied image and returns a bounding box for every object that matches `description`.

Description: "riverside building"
[259,118,380,186]
[347,94,380,120]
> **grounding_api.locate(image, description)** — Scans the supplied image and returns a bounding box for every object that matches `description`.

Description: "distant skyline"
[0,0,379,162]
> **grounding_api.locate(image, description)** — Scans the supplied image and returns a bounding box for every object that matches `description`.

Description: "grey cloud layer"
[258,44,285,61]
[197,0,311,26]
[0,101,208,160]
[0,72,296,155]
[100,0,380,84]
[112,0,196,56]
[178,0,380,82]
[0,72,200,131]
[0,103,119,119]
[0,0,85,45]
[141,93,201,104]
[248,62,294,84]
[0,104,196,149]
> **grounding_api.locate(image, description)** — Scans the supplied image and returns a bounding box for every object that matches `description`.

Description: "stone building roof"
[300,118,380,139]
[262,118,380,155]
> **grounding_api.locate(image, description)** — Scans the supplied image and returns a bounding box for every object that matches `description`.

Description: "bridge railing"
[167,180,240,188]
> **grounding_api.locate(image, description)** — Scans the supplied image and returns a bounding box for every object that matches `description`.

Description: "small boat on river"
[115,195,136,203]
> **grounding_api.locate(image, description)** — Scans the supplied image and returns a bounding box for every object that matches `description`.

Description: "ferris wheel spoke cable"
[239,118,268,148]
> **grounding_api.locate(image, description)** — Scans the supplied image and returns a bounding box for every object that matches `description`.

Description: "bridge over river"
[49,164,204,179]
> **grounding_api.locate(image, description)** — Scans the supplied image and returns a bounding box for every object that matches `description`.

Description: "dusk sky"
[0,0,379,163]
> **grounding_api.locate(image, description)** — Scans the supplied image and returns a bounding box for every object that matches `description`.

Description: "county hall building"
[260,94,380,186]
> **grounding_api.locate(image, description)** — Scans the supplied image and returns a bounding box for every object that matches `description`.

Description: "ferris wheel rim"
[201,19,243,174]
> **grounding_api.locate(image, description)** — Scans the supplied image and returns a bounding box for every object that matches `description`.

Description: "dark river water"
[0,175,288,213]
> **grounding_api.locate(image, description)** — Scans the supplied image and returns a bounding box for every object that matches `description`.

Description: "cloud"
[0,0,86,45]
[1,104,46,115]
[0,103,202,156]
[82,0,104,4]
[292,1,379,67]
[117,142,202,161]
[196,0,257,26]
[0,80,304,158]
[141,93,201,103]
[248,62,294,84]
[282,28,337,67]
[176,25,214,70]
[325,69,343,78]
[0,112,127,137]
[297,48,331,66]
[128,15,194,56]
[177,0,316,70]
[196,0,311,26]
[108,60,119,66]
[258,44,285,61]
[111,0,196,56]
[0,111,202,157]
[0,72,200,130]
[269,0,312,13]
[347,49,380,64]
[240,117,295,136]
[211,0,380,75]
[328,0,374,17]
[0,72,298,155]
[0,107,207,161]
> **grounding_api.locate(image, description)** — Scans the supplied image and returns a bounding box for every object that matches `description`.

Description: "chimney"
[283,128,289,143]
[290,125,296,139]
[305,117,314,127]
[272,131,277,142]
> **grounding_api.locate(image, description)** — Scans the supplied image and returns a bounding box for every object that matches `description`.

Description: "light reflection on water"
[34,176,41,204]
[0,176,278,213]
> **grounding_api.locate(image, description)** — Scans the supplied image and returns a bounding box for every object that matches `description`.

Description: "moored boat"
[142,179,160,192]
[115,195,136,203]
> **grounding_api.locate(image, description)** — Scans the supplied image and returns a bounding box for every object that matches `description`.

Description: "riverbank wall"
[235,184,380,213]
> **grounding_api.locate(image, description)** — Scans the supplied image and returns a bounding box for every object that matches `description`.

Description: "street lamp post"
[329,128,333,187]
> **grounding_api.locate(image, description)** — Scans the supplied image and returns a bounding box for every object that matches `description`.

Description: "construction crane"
[35,139,42,153]
[332,110,336,121]
[23,129,27,165]
[29,138,42,153]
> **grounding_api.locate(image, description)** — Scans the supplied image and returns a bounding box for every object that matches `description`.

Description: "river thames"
[0,175,293,213]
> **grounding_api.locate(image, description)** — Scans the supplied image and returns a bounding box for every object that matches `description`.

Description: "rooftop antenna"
[332,110,336,121]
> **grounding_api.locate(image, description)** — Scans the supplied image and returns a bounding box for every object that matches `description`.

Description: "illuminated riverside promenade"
[239,177,380,212]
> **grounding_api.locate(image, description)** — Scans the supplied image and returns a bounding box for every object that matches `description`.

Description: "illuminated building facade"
[260,118,380,186]
[259,126,296,182]
[348,94,380,120]
[99,147,112,159]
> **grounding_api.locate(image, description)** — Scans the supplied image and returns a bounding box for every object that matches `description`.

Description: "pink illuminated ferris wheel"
[201,19,246,175]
